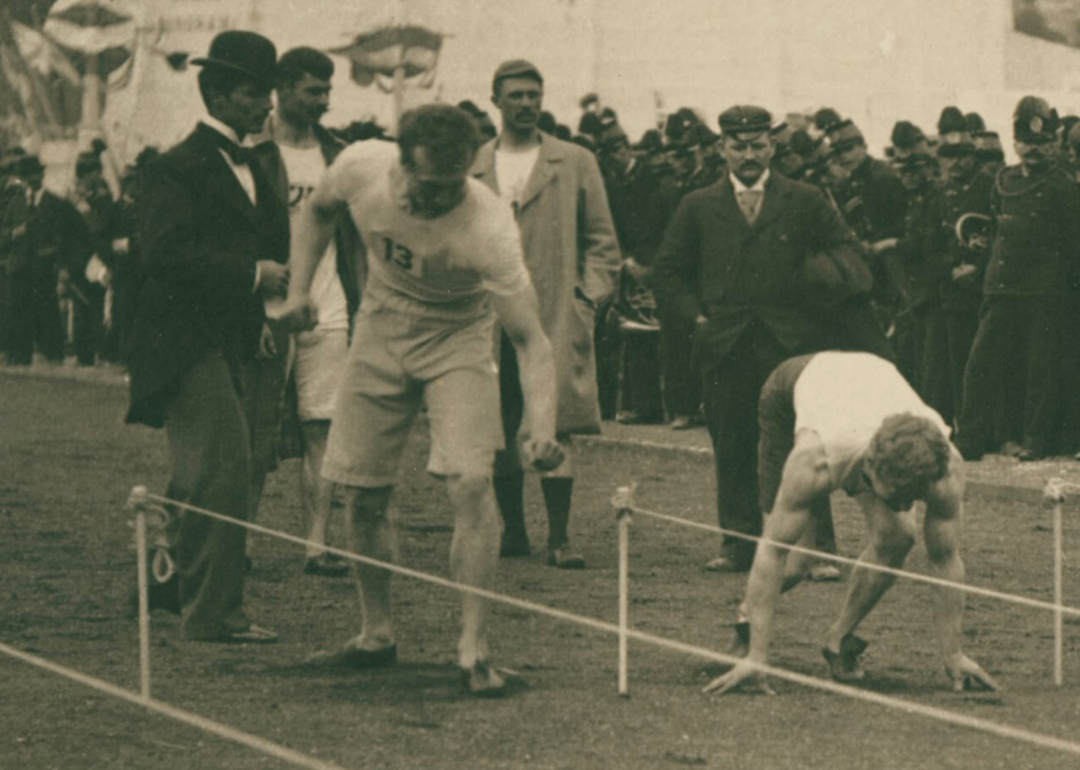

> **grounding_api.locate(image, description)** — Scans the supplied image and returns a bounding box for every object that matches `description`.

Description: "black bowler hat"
[718,105,772,138]
[191,30,277,87]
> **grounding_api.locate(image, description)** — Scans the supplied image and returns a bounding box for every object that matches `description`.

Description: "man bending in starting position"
[280,104,563,695]
[705,351,999,695]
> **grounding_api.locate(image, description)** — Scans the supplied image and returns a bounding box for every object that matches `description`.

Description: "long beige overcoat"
[472,134,620,435]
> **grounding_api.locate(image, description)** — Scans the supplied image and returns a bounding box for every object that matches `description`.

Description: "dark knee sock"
[494,473,527,542]
[541,477,574,549]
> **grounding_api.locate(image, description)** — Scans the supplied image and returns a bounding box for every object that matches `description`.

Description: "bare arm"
[279,181,345,331]
[924,450,999,690]
[705,433,832,694]
[491,284,562,470]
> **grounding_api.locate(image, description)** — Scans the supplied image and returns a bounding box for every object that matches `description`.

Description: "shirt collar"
[730,169,769,193]
[201,116,246,147]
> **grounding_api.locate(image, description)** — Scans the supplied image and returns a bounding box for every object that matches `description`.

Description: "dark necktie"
[208,128,257,166]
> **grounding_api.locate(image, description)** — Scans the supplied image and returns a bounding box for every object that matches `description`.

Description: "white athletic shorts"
[294,328,349,422]
[321,291,504,487]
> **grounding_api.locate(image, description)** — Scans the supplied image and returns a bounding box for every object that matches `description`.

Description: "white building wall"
[103,0,1080,164]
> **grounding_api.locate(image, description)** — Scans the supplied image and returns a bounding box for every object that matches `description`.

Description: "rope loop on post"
[126,485,176,584]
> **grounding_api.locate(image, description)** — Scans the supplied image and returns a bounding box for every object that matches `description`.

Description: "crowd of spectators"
[2,84,1078,469]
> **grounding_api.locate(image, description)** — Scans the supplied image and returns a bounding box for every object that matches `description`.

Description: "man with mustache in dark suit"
[655,105,874,575]
[126,31,289,643]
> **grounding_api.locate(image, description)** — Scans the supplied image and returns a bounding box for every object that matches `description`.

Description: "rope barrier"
[625,504,1080,619]
[0,641,352,770]
[120,488,1080,759]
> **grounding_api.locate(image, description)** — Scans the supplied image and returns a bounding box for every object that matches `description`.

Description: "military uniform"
[891,165,949,402]
[957,98,1080,459]
[929,169,993,423]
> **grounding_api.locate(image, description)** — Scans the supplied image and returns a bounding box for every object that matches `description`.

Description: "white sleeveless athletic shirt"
[792,352,950,491]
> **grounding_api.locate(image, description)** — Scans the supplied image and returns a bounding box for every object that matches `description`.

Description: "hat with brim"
[895,150,935,170]
[973,131,1004,160]
[937,130,976,157]
[718,105,772,139]
[1013,96,1058,145]
[191,30,277,88]
[826,119,864,154]
[492,59,543,92]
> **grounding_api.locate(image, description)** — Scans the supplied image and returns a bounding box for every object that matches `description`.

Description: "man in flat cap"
[957,96,1080,462]
[655,105,871,574]
[126,30,288,642]
[473,59,620,569]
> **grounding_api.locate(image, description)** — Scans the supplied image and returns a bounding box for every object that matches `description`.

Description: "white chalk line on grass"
[128,491,1080,758]
[0,641,351,770]
[626,505,1080,619]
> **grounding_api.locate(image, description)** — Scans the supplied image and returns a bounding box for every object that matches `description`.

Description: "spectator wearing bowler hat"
[654,105,875,574]
[956,96,1080,462]
[126,30,289,642]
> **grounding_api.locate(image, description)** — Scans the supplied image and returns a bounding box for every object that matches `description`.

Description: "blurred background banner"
[7,0,1080,172]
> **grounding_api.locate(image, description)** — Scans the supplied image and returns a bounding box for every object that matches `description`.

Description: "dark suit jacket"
[653,173,864,370]
[126,123,290,427]
[15,191,92,285]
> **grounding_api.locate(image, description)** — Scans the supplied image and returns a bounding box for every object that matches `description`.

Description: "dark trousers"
[72,282,104,366]
[958,295,1068,455]
[702,324,792,565]
[163,349,252,640]
[661,309,701,419]
[920,303,979,429]
[2,272,64,364]
[619,328,664,420]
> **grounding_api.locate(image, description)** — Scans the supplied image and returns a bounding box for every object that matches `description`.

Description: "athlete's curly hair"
[865,413,951,494]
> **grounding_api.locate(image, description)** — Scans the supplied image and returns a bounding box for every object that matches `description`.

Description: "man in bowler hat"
[126,30,289,642]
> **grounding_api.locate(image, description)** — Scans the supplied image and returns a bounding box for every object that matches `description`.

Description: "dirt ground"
[3,371,1080,770]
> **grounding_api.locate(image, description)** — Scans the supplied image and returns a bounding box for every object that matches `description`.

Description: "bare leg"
[344,485,397,651]
[445,472,501,669]
[300,421,335,559]
[824,501,916,652]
